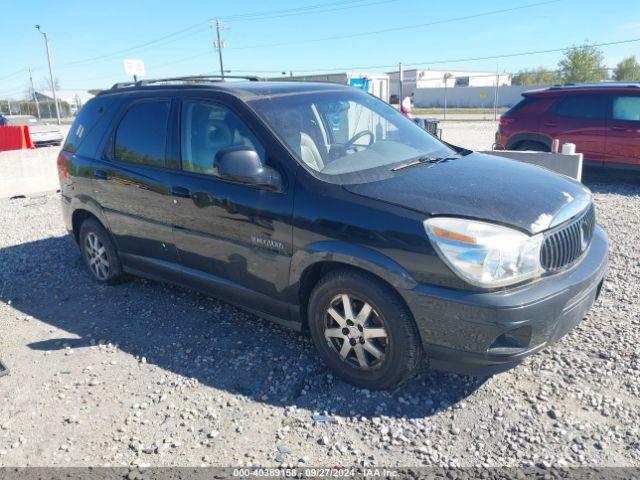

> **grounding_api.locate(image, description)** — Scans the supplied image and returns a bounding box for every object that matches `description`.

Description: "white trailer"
[277,72,390,103]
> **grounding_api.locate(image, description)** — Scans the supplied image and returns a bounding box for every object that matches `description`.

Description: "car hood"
[343,152,591,235]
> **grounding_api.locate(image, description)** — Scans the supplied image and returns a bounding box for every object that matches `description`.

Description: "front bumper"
[402,225,609,375]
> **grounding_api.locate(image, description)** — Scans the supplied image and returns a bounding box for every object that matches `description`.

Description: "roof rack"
[109,75,262,90]
[548,81,640,90]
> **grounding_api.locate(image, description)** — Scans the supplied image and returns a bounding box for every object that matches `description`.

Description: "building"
[271,72,390,102]
[35,90,95,114]
[389,69,512,98]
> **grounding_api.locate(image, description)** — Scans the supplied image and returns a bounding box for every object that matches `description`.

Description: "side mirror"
[214,146,282,191]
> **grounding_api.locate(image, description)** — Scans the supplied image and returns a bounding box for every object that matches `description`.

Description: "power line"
[51,36,640,89]
[0,68,28,82]
[136,0,561,72]
[292,37,640,73]
[223,0,383,20]
[228,0,561,50]
[57,21,210,68]
[52,0,401,70]
[227,0,401,22]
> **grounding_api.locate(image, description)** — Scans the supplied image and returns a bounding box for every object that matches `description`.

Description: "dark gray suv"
[57,76,608,389]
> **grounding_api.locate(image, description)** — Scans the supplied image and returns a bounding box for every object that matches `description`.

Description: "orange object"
[0,125,34,151]
[22,125,34,149]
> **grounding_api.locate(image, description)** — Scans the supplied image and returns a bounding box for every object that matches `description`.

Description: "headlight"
[424,217,543,288]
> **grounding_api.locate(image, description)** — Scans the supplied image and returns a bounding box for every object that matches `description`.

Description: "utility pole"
[493,65,500,121]
[398,62,404,107]
[29,68,41,120]
[35,25,61,125]
[443,73,452,120]
[213,19,226,79]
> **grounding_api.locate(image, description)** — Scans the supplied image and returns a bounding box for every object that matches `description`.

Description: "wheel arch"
[290,241,417,331]
[69,195,112,245]
[506,133,552,150]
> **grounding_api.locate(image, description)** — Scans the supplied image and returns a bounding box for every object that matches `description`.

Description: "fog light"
[487,326,532,356]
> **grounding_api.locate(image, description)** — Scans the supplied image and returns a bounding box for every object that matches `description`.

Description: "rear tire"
[79,218,124,285]
[307,269,422,390]
[514,140,549,152]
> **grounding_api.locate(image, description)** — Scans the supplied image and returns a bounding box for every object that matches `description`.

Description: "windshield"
[248,89,454,184]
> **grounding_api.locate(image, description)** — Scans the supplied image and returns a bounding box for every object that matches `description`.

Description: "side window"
[114,100,170,167]
[612,96,640,121]
[553,94,604,119]
[63,97,110,153]
[180,101,265,175]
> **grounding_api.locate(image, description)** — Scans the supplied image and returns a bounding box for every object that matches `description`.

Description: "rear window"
[63,97,111,153]
[552,94,605,119]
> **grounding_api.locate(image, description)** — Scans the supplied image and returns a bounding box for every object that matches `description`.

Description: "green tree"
[613,56,640,81]
[558,44,608,83]
[512,67,560,85]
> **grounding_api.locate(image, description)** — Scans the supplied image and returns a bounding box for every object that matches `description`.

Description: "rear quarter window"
[504,96,548,116]
[63,97,113,154]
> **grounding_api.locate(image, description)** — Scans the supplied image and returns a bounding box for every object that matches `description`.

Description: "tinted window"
[114,101,170,167]
[553,94,604,119]
[508,96,537,113]
[63,98,110,153]
[612,96,640,121]
[180,101,265,175]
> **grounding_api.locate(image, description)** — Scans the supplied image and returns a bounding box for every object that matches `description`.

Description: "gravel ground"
[0,172,639,468]
[439,120,499,151]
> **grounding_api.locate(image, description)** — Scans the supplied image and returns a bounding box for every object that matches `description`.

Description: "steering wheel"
[344,130,374,152]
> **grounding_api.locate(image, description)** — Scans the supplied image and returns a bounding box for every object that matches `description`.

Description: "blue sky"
[1,0,639,97]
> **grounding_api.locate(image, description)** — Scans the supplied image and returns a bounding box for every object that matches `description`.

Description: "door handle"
[611,125,627,132]
[94,169,108,180]
[171,186,191,198]
[544,122,557,127]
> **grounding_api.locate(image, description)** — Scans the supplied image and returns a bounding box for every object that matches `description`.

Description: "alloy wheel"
[84,232,110,281]
[324,293,389,370]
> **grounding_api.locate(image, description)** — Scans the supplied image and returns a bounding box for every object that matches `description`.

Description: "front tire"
[79,218,124,284]
[308,269,422,389]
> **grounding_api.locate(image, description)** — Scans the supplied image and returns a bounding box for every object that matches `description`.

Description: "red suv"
[496,83,640,170]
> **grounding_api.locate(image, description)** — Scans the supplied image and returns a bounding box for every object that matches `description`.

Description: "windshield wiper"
[392,155,459,172]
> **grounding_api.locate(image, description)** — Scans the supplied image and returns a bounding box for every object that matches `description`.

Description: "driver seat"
[300,132,324,171]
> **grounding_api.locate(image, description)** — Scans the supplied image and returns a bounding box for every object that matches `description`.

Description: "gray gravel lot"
[439,121,499,151]
[0,171,639,468]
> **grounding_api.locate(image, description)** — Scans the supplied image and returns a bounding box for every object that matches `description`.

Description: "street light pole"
[35,25,61,125]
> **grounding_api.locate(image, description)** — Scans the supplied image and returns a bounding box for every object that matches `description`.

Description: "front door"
[168,97,294,319]
[93,98,181,271]
[605,94,640,166]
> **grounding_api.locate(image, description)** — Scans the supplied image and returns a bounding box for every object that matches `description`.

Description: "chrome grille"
[540,204,596,272]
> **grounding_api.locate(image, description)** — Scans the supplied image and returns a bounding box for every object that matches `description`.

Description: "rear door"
[544,93,607,164]
[92,97,181,272]
[605,94,640,166]
[168,95,295,319]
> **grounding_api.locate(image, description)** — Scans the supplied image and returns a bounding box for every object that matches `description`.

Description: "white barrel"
[561,143,576,155]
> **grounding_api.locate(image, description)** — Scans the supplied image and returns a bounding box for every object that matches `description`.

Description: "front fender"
[290,240,417,292]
